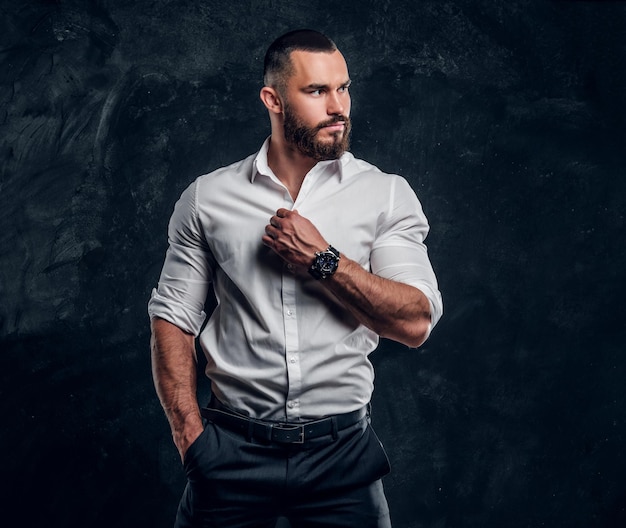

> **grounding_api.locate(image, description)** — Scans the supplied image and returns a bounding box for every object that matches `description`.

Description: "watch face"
[309,246,340,279]
[318,253,338,273]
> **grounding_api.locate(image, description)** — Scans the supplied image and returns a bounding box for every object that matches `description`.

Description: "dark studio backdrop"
[1,0,625,527]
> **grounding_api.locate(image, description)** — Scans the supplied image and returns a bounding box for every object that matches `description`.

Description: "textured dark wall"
[1,1,625,527]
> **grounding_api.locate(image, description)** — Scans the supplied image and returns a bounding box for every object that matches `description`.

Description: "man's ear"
[260,86,283,114]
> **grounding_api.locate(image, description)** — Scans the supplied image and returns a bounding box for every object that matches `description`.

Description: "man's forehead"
[289,49,349,82]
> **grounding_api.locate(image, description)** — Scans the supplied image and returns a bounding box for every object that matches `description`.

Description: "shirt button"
[286,263,294,271]
[286,309,293,317]
[289,356,297,363]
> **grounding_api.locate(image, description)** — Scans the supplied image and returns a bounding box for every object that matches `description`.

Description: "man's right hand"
[174,421,205,462]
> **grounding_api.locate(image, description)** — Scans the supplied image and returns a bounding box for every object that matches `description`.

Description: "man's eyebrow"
[304,79,352,90]
[304,83,328,90]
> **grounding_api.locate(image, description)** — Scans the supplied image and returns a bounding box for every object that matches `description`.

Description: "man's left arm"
[323,256,432,347]
[262,206,440,348]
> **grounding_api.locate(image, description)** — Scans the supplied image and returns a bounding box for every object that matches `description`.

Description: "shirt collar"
[251,137,349,184]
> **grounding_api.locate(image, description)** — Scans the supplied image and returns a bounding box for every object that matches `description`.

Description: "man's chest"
[197,176,387,271]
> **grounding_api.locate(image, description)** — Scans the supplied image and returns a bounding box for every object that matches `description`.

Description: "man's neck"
[267,136,318,201]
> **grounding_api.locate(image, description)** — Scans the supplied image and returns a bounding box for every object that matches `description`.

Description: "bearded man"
[149,29,443,528]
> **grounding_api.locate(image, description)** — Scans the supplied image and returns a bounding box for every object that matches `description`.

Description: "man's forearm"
[323,256,432,348]
[150,317,204,460]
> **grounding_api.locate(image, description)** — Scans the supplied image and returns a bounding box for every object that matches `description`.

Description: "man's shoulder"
[343,152,406,183]
[195,152,256,184]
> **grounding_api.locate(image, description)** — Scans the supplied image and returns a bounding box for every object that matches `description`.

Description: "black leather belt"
[200,400,368,445]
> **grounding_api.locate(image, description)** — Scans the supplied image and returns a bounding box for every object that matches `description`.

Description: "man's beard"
[283,104,351,161]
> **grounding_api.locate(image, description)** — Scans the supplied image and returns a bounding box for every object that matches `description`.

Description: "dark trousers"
[175,407,392,527]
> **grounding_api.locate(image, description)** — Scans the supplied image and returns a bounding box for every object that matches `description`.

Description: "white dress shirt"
[148,139,443,421]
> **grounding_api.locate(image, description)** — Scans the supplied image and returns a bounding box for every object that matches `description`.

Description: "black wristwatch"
[308,245,341,280]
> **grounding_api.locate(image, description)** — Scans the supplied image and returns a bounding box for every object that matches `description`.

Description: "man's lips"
[322,122,345,131]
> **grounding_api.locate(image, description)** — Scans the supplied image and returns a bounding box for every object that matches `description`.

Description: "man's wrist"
[174,421,204,461]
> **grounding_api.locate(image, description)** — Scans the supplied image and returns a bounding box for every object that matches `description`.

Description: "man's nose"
[327,91,347,115]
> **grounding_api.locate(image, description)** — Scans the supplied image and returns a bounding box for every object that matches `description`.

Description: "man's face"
[281,50,352,161]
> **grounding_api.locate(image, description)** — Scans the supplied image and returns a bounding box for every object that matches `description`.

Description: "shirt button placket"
[282,271,301,421]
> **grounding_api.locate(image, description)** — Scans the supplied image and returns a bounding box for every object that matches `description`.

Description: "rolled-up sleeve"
[370,176,443,329]
[147,180,214,336]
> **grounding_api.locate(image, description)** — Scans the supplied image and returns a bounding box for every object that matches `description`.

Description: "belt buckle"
[273,423,305,444]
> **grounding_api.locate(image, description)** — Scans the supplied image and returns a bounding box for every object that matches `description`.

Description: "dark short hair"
[263,29,337,91]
